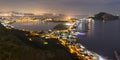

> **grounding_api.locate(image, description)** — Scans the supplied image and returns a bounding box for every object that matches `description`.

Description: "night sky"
[0,0,120,15]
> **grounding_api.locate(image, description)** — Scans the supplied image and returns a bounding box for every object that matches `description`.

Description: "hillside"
[0,23,77,60]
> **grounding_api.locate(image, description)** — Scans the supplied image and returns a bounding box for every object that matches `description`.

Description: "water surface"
[12,20,120,59]
[78,20,120,59]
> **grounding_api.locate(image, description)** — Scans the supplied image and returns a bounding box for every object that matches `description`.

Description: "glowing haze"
[0,0,120,15]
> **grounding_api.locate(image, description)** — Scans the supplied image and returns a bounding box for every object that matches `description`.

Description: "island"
[90,12,119,20]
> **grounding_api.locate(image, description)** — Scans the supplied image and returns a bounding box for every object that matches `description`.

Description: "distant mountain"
[0,11,34,16]
[90,12,119,20]
[72,15,88,19]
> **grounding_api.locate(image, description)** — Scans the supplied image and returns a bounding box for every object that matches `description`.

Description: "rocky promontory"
[90,12,119,20]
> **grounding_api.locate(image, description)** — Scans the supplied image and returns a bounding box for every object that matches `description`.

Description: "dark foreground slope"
[0,24,78,60]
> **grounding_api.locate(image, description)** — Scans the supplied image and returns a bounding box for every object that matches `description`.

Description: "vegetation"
[0,23,77,60]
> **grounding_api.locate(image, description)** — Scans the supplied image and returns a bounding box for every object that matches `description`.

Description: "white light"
[99,56,107,60]
[65,23,72,25]
[75,32,86,35]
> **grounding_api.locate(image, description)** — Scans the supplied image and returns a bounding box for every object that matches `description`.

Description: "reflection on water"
[11,20,120,59]
[87,19,95,39]
[78,19,120,59]
[76,20,89,40]
[11,21,61,31]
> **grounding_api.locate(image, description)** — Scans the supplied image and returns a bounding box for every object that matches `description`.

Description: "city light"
[65,23,72,25]
[75,32,86,35]
[44,42,48,45]
[0,0,119,60]
[67,16,72,20]
[99,56,107,60]
[29,38,32,41]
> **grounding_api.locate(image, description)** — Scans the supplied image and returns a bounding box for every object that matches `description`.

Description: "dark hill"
[91,12,119,20]
[0,23,78,60]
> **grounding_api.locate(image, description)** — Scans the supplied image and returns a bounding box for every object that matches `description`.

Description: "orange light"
[67,16,71,20]
[29,38,32,41]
